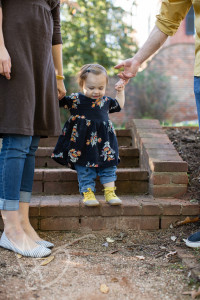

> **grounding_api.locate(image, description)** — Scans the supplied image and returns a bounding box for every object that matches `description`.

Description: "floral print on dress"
[70,124,79,142]
[91,97,108,109]
[62,126,67,136]
[86,132,102,147]
[86,162,99,168]
[71,115,85,121]
[101,141,115,161]
[71,93,79,100]
[86,120,91,127]
[68,149,81,163]
[103,120,116,135]
[71,94,80,109]
[51,152,63,159]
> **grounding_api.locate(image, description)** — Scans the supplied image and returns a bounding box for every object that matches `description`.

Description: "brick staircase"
[33,130,149,195]
[0,119,198,231]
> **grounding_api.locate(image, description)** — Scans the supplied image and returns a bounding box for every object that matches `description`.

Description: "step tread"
[35,168,149,176]
[29,194,198,217]
[35,167,146,173]
[34,168,149,182]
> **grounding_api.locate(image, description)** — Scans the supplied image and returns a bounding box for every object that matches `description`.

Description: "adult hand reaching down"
[114,58,140,82]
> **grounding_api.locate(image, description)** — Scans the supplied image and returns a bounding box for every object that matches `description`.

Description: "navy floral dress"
[52,93,121,169]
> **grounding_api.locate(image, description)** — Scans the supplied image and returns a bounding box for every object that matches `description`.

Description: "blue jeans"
[194,76,200,129]
[74,164,117,194]
[0,135,40,211]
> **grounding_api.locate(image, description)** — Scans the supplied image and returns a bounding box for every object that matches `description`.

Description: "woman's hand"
[114,57,140,82]
[0,45,11,80]
[56,79,66,100]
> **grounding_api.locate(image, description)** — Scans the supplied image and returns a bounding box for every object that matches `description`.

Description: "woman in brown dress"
[0,0,66,257]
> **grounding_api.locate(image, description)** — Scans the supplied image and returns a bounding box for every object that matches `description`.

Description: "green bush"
[131,70,174,121]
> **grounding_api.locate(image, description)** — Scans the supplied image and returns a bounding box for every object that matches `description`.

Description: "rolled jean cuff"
[19,191,32,203]
[80,186,96,194]
[0,198,19,211]
[100,175,117,185]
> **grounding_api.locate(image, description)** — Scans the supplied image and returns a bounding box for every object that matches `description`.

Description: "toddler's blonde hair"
[77,64,108,88]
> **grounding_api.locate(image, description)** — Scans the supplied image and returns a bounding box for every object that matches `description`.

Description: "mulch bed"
[165,127,200,201]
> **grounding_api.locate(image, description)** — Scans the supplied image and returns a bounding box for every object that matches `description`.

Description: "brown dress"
[0,0,62,137]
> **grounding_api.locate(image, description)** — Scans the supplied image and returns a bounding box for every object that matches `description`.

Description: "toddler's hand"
[115,79,125,92]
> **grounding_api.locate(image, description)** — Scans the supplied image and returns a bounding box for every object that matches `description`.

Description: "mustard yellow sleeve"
[156,0,192,36]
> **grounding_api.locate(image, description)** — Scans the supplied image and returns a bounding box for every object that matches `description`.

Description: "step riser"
[117,137,132,147]
[35,157,139,168]
[33,168,148,195]
[33,180,148,195]
[26,216,160,231]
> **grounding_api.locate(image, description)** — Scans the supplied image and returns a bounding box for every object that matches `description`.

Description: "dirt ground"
[0,224,200,300]
[0,127,200,300]
[165,127,200,201]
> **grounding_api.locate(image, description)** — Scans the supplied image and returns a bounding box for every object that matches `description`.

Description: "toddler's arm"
[115,79,125,109]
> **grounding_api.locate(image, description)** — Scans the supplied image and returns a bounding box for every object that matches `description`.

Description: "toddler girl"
[52,64,125,206]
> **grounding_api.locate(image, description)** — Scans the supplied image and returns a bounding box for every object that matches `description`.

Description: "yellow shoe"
[104,187,122,205]
[83,188,99,206]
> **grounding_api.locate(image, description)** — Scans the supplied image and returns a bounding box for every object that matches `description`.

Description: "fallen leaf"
[111,278,119,282]
[110,250,119,254]
[171,236,177,242]
[175,216,199,227]
[100,284,109,294]
[16,254,22,259]
[165,251,177,258]
[135,256,145,260]
[106,238,115,243]
[40,255,55,266]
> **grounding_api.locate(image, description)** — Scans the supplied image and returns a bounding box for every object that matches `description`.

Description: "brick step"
[6,195,198,231]
[33,168,149,195]
[35,146,139,168]
[38,129,133,147]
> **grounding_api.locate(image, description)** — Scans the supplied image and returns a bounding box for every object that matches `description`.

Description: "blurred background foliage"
[130,70,174,121]
[60,0,137,76]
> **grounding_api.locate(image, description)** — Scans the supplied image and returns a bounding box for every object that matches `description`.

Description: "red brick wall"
[146,43,196,123]
[164,19,195,47]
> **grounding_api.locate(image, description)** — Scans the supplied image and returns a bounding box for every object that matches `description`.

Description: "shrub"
[131,70,174,121]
